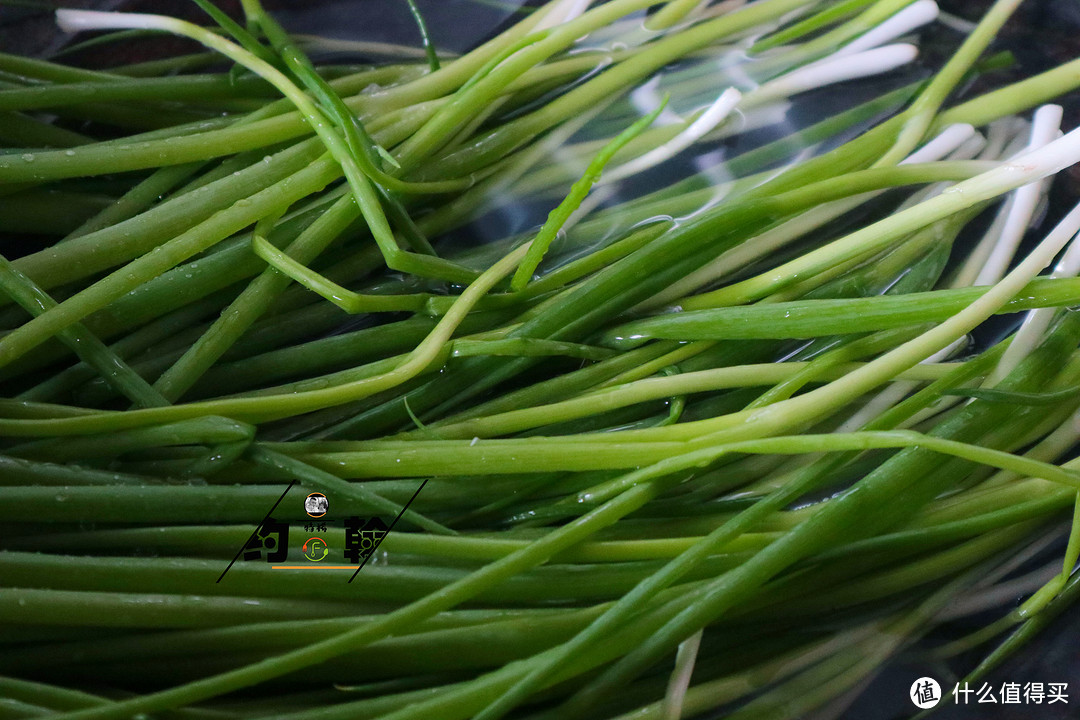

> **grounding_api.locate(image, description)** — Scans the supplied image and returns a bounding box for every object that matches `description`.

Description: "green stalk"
[0,255,167,408]
[552,317,1080,717]
[152,195,360,402]
[511,102,664,290]
[606,276,1080,344]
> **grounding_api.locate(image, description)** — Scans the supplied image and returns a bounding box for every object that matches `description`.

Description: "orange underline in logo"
[270,565,358,569]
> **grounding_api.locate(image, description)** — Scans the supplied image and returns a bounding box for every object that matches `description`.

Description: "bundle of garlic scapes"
[2,0,1080,719]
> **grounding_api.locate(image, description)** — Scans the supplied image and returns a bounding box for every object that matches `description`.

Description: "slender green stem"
[403,0,441,72]
[511,101,664,291]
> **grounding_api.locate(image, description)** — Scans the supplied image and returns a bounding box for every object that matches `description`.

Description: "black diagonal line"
[217,480,296,583]
[349,477,428,583]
